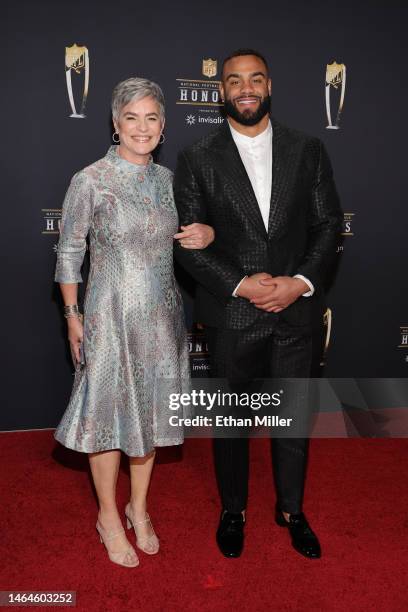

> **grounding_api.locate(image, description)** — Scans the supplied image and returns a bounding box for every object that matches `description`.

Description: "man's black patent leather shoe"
[216,510,245,558]
[276,508,321,559]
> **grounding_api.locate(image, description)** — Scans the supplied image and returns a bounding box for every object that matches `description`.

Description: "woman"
[54,77,214,568]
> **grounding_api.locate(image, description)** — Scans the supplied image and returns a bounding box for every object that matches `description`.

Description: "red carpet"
[1,432,407,611]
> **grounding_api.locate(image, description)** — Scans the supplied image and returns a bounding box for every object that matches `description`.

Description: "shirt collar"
[228,119,272,147]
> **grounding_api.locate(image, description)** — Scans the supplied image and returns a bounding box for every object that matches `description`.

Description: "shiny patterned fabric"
[54,146,190,456]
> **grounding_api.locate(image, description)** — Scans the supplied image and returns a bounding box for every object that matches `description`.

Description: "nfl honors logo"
[398,326,408,363]
[188,329,210,374]
[337,212,354,252]
[176,58,223,107]
[342,213,354,236]
[398,327,408,348]
[177,58,224,128]
[42,209,62,234]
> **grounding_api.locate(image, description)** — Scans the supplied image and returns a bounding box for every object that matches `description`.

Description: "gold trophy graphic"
[65,44,89,118]
[320,308,333,366]
[325,61,346,129]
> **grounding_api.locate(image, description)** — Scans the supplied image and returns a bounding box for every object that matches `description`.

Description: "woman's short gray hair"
[111,77,165,122]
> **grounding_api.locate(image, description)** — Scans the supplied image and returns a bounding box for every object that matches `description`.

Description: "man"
[174,49,342,559]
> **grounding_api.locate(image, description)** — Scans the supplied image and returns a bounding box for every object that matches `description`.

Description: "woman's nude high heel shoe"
[125,504,160,555]
[96,521,139,567]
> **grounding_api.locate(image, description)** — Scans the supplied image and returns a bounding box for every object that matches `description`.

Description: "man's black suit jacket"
[173,117,343,330]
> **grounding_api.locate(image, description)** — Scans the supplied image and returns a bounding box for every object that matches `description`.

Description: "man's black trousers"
[205,318,313,514]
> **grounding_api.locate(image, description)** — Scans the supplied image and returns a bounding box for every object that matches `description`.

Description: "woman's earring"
[112,132,120,143]
[159,133,165,145]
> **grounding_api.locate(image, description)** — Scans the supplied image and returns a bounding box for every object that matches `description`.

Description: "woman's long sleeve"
[55,171,95,284]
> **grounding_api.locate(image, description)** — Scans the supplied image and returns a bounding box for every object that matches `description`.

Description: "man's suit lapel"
[215,123,267,239]
[268,118,295,238]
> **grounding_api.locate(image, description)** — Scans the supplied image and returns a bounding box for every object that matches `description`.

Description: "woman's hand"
[174,223,215,249]
[67,316,84,363]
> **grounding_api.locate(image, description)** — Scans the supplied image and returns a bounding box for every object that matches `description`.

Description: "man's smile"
[235,96,260,108]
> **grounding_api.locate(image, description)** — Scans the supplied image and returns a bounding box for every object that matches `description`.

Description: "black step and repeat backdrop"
[3,0,407,430]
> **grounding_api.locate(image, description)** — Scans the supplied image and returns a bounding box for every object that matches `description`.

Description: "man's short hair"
[221,48,269,77]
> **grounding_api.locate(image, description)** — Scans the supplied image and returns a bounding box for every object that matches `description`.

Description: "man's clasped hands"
[236,273,309,313]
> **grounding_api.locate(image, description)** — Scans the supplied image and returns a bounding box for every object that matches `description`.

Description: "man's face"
[220,54,272,126]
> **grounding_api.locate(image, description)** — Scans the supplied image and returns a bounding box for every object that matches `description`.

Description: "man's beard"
[223,94,271,126]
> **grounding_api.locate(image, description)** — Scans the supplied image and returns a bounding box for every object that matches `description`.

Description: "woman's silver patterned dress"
[54,146,190,456]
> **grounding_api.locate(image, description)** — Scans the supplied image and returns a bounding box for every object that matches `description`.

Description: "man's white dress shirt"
[228,120,314,298]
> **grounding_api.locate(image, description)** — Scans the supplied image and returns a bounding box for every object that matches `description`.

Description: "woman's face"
[114,95,164,164]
